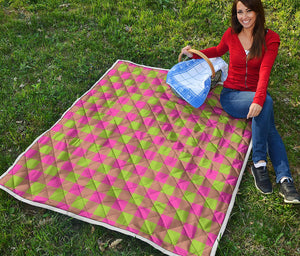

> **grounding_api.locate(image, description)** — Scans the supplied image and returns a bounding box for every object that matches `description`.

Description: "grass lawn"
[0,0,299,255]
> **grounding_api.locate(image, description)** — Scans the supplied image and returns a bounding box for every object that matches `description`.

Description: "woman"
[181,0,300,204]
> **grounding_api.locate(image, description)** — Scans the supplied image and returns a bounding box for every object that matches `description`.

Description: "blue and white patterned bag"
[167,57,228,108]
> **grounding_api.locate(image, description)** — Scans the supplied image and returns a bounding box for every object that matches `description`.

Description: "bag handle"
[178,49,216,78]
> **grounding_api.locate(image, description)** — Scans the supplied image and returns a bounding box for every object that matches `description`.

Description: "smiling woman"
[231,0,266,59]
[181,0,300,205]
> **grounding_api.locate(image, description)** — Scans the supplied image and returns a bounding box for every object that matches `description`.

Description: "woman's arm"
[252,40,280,107]
[248,31,280,118]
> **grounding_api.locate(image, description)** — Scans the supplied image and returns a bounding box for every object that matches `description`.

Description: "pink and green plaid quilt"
[0,60,252,256]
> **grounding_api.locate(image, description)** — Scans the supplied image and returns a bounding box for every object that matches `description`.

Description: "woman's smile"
[236,1,257,30]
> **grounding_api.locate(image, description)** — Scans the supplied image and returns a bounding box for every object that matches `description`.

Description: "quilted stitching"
[0,60,252,256]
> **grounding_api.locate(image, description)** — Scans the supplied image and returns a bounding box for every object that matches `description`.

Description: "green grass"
[0,0,299,255]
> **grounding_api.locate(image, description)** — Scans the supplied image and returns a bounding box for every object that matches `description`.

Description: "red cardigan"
[192,27,280,107]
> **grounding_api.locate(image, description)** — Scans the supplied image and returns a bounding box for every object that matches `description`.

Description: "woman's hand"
[247,103,262,119]
[181,45,193,58]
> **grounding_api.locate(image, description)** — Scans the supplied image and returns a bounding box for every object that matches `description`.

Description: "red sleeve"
[192,28,230,59]
[253,31,280,106]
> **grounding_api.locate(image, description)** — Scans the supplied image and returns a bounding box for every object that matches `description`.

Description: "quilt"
[0,60,252,256]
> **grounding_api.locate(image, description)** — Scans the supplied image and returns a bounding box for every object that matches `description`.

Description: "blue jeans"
[220,87,292,183]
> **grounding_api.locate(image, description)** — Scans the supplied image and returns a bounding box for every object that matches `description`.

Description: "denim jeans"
[220,87,292,183]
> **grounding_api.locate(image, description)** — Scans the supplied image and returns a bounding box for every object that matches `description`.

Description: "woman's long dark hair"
[231,0,266,59]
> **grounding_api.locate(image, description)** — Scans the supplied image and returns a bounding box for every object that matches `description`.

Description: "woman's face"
[236,1,257,30]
